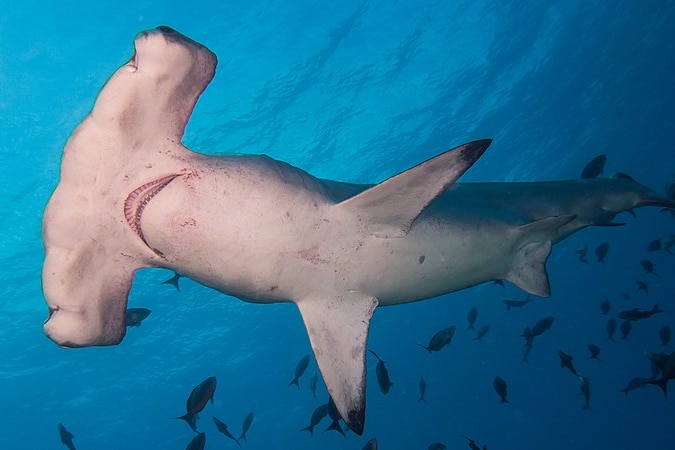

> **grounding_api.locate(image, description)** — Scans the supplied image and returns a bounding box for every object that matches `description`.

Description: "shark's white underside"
[41,27,674,435]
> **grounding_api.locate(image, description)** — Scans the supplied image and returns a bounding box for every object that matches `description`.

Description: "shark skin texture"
[41,26,675,435]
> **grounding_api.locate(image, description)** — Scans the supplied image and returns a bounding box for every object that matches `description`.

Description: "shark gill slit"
[124,174,179,251]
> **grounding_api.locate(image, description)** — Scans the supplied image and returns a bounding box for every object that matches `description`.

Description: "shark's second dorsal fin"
[296,293,378,436]
[335,139,492,238]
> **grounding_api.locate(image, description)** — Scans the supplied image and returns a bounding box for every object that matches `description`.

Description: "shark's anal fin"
[335,139,492,238]
[296,294,378,435]
[506,215,577,297]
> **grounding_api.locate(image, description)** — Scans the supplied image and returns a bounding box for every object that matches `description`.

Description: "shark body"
[41,27,675,435]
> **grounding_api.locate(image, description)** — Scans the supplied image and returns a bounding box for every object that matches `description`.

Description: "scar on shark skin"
[41,26,675,436]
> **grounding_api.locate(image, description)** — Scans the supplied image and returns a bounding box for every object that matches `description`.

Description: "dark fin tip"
[461,139,493,164]
[347,406,365,435]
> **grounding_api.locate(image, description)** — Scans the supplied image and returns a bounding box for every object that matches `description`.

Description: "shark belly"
[139,161,337,303]
[341,214,519,305]
[140,165,522,307]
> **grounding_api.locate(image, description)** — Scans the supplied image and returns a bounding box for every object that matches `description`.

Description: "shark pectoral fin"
[296,294,379,435]
[335,139,491,238]
[506,215,576,297]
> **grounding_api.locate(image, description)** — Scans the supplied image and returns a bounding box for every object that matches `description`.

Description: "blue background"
[1,1,674,448]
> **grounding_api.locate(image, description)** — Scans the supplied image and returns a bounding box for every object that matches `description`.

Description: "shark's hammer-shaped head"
[42,27,217,347]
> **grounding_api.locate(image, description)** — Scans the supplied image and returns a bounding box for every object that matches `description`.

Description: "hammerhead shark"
[41,26,675,435]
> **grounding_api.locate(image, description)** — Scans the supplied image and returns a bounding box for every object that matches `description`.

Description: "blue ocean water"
[1,0,674,448]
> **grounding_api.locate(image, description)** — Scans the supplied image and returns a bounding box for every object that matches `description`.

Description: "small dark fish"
[575,246,589,263]
[587,344,601,359]
[162,271,182,291]
[462,436,482,450]
[239,412,254,442]
[324,396,345,437]
[620,320,632,340]
[492,280,505,288]
[493,376,509,403]
[418,325,456,353]
[599,300,611,315]
[213,417,241,446]
[580,154,606,179]
[520,326,534,347]
[531,316,555,336]
[660,325,672,346]
[310,372,318,399]
[418,376,427,402]
[606,318,617,341]
[125,307,151,327]
[645,351,675,396]
[176,376,217,432]
[667,177,675,199]
[362,438,378,450]
[579,376,591,410]
[647,239,662,252]
[503,295,533,311]
[289,354,311,389]
[185,432,205,450]
[58,423,76,450]
[636,280,649,294]
[473,325,490,341]
[428,443,447,450]
[558,351,579,376]
[645,351,670,378]
[300,403,329,436]
[466,307,478,331]
[662,235,675,254]
[369,350,394,394]
[618,304,664,321]
[639,259,661,277]
[620,377,652,394]
[595,242,609,263]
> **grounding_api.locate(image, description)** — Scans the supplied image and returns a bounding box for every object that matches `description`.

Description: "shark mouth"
[124,174,179,250]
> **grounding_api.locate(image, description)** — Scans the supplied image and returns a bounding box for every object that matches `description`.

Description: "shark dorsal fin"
[296,293,378,436]
[335,139,491,238]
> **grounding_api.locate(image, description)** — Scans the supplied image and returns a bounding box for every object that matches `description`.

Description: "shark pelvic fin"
[335,139,491,238]
[506,240,552,297]
[296,293,378,435]
[506,215,576,297]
